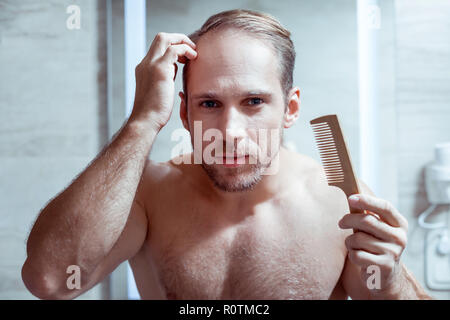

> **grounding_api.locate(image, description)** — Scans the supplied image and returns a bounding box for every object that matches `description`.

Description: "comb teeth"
[311,122,345,184]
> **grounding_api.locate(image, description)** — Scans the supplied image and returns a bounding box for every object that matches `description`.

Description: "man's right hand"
[130,32,197,132]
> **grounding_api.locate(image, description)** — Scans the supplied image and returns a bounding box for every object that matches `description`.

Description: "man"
[22,9,431,299]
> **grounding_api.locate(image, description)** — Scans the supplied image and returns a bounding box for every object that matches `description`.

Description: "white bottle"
[425,142,450,205]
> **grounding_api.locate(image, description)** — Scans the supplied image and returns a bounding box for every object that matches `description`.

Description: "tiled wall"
[395,0,450,299]
[0,0,108,299]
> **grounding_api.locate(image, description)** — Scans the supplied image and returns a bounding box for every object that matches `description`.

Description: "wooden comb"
[310,114,363,216]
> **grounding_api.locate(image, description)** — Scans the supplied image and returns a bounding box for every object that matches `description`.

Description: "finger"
[345,232,402,258]
[167,32,196,49]
[348,249,387,269]
[339,213,406,245]
[348,194,407,228]
[160,43,197,65]
[148,32,196,60]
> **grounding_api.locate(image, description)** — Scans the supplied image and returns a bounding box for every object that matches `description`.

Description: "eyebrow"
[191,90,273,101]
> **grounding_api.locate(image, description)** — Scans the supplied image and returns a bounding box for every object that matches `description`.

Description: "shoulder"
[133,154,182,203]
[138,152,199,197]
[282,148,349,213]
[140,153,191,188]
[133,154,196,223]
[281,147,325,188]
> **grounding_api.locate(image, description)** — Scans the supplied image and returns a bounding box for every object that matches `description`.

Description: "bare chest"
[146,199,347,300]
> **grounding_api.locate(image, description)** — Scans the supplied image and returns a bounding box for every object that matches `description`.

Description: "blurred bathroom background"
[0,0,449,299]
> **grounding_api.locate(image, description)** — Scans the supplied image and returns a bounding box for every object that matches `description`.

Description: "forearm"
[371,263,433,300]
[24,118,157,284]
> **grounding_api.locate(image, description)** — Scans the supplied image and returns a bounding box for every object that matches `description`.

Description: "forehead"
[187,30,282,95]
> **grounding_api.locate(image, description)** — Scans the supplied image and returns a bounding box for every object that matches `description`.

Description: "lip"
[221,155,249,167]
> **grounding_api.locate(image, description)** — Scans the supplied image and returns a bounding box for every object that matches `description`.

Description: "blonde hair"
[182,9,296,105]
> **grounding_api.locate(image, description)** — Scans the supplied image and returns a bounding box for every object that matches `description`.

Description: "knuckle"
[382,200,393,213]
[340,215,349,224]
[382,257,395,270]
[363,214,378,229]
[393,249,402,261]
[402,231,408,246]
[345,235,352,247]
[166,45,177,56]
[352,232,363,243]
[401,216,409,230]
[152,63,166,77]
[356,231,367,240]
[135,63,146,76]
[348,249,357,261]
[353,249,362,259]
[155,32,166,41]
[136,61,146,69]
[351,250,366,265]
[386,247,401,260]
[395,230,407,247]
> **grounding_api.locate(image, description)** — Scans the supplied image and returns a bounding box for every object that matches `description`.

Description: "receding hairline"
[183,27,285,96]
[182,9,296,106]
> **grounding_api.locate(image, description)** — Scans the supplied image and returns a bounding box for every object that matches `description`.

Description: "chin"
[202,164,264,192]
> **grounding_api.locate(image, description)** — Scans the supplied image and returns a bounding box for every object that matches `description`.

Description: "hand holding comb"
[310,114,366,231]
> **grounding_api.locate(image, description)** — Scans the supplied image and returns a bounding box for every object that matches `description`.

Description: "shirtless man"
[22,9,430,300]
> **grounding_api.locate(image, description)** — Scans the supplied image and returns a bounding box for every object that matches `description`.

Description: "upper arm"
[72,181,149,298]
[88,196,148,287]
[71,159,170,298]
[47,195,148,300]
[85,159,168,291]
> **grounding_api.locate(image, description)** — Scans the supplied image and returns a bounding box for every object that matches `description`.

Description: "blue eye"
[201,100,218,108]
[248,98,263,105]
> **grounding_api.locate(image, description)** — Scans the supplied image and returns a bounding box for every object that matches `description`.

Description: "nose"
[219,106,247,152]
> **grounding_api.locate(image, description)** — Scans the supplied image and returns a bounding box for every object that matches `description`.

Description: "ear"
[179,91,189,131]
[283,87,301,129]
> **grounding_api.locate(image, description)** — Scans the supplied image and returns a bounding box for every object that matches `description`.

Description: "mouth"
[220,155,249,167]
